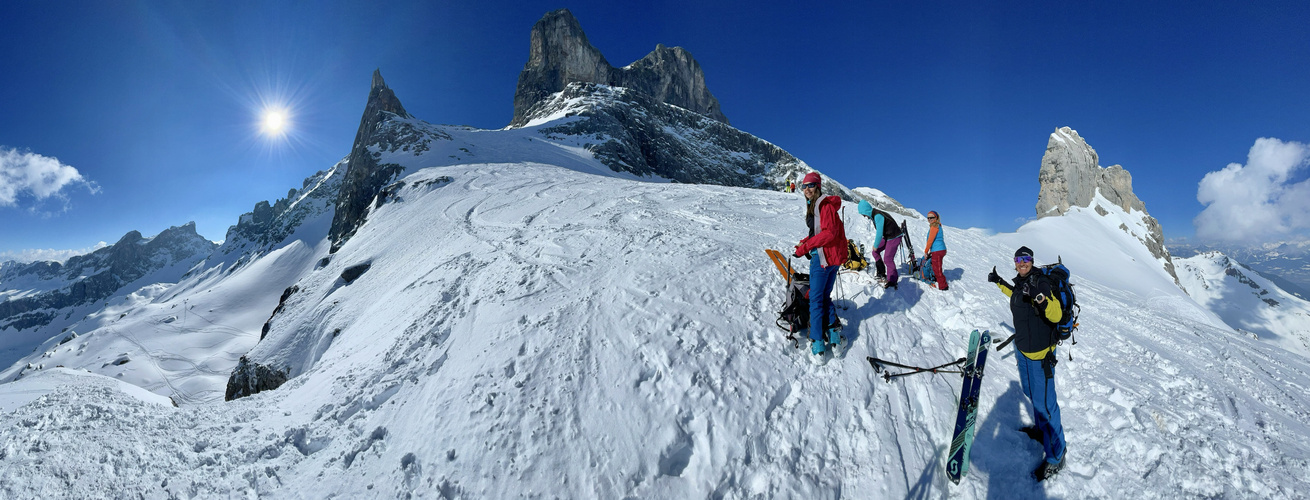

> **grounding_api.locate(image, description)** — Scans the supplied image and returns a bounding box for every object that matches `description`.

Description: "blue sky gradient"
[2,1,1308,258]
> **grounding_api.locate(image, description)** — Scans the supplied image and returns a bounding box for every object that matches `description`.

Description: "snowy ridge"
[1,156,1308,497]
[1176,251,1310,356]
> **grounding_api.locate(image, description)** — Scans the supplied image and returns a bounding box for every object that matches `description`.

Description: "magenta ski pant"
[875,236,901,284]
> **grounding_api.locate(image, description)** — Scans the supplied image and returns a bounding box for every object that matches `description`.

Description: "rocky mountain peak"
[511,9,727,127]
[328,70,415,253]
[1036,127,1146,217]
[1035,126,1179,285]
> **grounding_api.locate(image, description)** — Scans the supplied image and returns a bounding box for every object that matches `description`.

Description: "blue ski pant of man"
[808,253,840,343]
[875,236,902,284]
[1017,349,1066,464]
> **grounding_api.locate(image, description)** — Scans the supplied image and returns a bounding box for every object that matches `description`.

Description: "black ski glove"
[987,267,1001,284]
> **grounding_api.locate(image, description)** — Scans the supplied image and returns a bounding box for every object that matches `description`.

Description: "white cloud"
[0,242,109,264]
[0,147,98,208]
[1194,138,1310,244]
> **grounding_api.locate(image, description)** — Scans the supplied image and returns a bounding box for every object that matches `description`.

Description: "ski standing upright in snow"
[946,329,991,484]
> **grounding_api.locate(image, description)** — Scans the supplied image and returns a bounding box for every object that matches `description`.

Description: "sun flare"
[260,108,290,136]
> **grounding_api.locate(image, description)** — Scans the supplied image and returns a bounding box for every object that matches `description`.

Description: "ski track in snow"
[1,162,1308,498]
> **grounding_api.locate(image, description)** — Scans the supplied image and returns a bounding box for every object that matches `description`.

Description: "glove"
[793,245,806,258]
[1034,280,1052,304]
[1019,279,1035,301]
[987,266,1001,284]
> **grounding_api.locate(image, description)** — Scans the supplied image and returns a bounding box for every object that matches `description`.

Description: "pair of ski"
[867,329,991,485]
[945,329,991,484]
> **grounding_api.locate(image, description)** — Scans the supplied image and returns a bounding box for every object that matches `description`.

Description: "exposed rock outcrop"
[224,355,289,401]
[216,164,343,266]
[511,9,727,127]
[1036,127,1146,217]
[1036,127,1179,284]
[328,70,416,253]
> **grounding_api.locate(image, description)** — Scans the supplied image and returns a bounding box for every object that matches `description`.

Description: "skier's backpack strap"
[1037,257,1078,340]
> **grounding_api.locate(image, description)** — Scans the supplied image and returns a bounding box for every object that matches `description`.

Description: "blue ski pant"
[1017,350,1067,464]
[875,236,902,284]
[809,255,840,343]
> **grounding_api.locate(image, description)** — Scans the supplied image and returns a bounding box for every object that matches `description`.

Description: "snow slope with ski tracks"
[1,129,1308,498]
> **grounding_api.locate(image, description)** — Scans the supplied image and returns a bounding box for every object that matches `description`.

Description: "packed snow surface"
[2,161,1309,498]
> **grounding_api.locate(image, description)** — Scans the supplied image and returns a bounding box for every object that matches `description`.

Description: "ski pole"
[868,356,957,371]
[995,333,1017,352]
[867,356,966,381]
[882,367,964,382]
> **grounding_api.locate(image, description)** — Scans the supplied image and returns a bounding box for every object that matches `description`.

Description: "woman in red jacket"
[793,172,848,355]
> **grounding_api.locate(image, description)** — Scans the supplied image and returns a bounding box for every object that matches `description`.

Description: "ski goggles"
[801,182,820,190]
[1015,255,1033,264]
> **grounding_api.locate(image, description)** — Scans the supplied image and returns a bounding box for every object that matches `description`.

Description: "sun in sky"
[260,107,291,137]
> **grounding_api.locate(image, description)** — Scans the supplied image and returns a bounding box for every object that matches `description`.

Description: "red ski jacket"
[797,195,849,267]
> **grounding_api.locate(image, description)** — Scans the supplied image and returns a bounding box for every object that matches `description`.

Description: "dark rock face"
[538,83,790,186]
[340,263,371,284]
[328,70,414,253]
[525,82,868,204]
[0,223,216,332]
[224,355,289,400]
[511,9,727,127]
[327,70,452,253]
[217,165,343,268]
[261,285,299,340]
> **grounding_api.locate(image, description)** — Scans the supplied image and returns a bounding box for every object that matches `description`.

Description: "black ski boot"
[1033,455,1065,482]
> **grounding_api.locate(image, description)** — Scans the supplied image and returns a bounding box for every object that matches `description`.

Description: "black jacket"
[865,207,903,241]
[1008,272,1059,355]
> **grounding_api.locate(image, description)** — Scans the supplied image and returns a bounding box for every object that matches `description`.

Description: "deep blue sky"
[3,1,1308,259]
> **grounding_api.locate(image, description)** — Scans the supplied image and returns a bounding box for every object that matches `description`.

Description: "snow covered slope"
[2,157,1308,498]
[0,164,343,404]
[0,223,216,369]
[1176,251,1310,357]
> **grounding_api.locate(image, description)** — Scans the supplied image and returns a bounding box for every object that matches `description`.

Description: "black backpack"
[776,271,810,348]
[1036,257,1079,341]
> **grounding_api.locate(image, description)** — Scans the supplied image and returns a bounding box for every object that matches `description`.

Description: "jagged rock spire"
[511,9,727,127]
[328,70,412,252]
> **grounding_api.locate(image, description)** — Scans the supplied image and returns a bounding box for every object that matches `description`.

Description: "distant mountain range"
[1175,251,1310,356]
[1170,241,1310,300]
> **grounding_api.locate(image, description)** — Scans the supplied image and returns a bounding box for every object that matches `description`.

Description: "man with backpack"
[793,172,848,356]
[987,246,1067,481]
[856,200,902,288]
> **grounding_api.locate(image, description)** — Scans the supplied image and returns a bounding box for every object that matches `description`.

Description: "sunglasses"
[1015,255,1033,264]
[928,216,938,220]
[801,182,819,190]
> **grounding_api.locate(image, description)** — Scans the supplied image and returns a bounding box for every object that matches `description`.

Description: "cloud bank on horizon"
[0,242,110,265]
[0,147,98,213]
[1195,138,1310,244]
